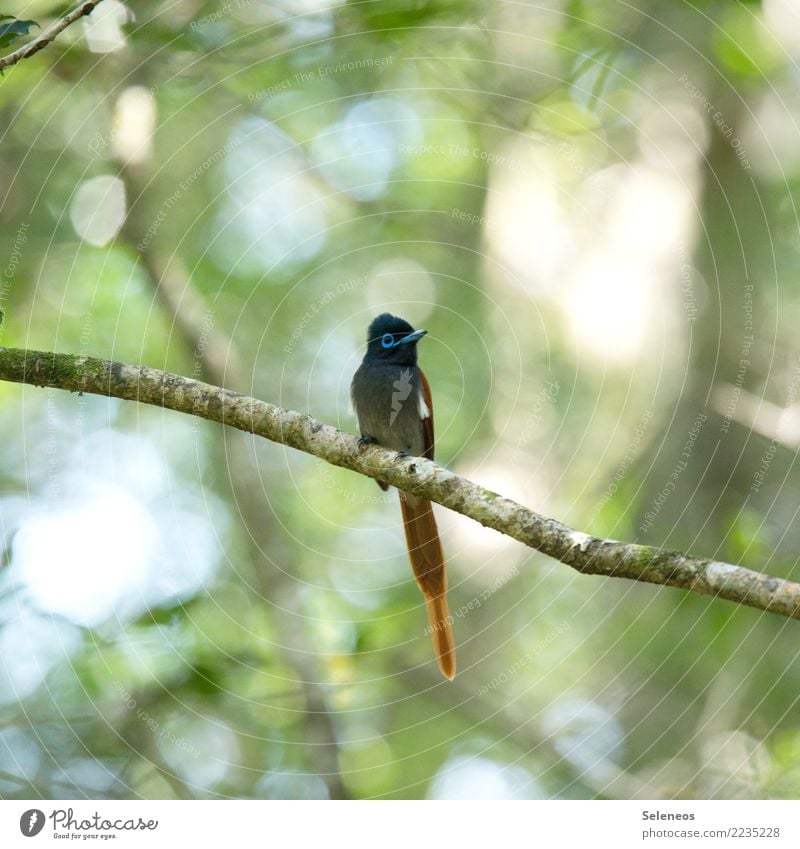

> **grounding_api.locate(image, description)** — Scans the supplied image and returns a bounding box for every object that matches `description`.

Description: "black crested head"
[367,313,414,342]
[364,313,427,364]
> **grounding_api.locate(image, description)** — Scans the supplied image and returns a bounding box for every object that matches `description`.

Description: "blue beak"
[397,329,427,345]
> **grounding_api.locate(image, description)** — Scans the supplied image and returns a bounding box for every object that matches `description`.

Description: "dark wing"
[418,368,435,461]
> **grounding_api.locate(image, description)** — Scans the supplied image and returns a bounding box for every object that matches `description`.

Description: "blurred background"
[1,0,800,799]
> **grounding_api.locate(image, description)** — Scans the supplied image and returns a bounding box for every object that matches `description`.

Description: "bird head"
[364,313,427,364]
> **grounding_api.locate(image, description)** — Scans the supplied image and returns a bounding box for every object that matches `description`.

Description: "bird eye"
[381,333,394,348]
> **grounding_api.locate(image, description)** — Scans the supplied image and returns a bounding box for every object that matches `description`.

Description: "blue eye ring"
[381,333,395,349]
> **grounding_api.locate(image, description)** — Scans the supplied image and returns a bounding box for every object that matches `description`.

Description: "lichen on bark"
[1,345,799,623]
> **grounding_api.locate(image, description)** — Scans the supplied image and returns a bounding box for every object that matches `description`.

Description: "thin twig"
[0,345,798,622]
[0,1,105,71]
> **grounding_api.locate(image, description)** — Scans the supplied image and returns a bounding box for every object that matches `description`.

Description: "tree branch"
[1,345,799,622]
[0,1,105,71]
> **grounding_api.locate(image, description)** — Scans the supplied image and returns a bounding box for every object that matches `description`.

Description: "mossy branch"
[1,345,799,622]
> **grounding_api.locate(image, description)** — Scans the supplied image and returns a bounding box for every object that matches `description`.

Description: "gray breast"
[351,362,426,456]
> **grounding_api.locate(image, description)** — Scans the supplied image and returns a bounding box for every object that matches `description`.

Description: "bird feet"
[358,434,378,449]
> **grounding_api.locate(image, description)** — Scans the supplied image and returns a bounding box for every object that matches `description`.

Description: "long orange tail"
[399,492,456,680]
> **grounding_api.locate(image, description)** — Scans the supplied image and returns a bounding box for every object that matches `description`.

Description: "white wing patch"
[418,387,430,419]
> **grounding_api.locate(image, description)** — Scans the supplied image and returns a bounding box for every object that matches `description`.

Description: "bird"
[351,313,456,680]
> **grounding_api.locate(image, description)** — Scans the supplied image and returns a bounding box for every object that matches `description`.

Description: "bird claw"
[358,435,377,448]
[396,449,411,458]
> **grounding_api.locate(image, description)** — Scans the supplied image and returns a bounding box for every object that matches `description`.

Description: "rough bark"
[1,345,798,622]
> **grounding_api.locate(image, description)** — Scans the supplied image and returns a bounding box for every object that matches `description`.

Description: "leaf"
[0,17,38,51]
